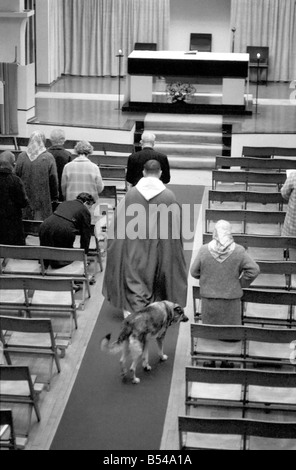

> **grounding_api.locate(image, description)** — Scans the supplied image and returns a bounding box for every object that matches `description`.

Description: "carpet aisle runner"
[50,185,204,450]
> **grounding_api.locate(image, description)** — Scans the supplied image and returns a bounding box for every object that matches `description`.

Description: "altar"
[123,50,251,115]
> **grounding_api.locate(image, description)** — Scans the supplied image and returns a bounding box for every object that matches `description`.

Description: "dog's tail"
[100,333,123,355]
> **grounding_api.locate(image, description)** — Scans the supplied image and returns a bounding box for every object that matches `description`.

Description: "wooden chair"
[0,136,18,150]
[0,316,68,388]
[212,169,286,190]
[247,46,269,84]
[190,321,296,370]
[0,409,27,450]
[99,165,127,193]
[241,287,296,327]
[0,245,91,310]
[40,246,91,310]
[242,146,296,159]
[99,185,118,209]
[208,190,285,211]
[253,260,296,290]
[23,219,42,246]
[178,415,296,450]
[0,245,44,276]
[134,42,157,51]
[0,276,78,339]
[185,366,296,418]
[190,33,212,52]
[27,277,78,339]
[215,156,296,172]
[0,276,29,317]
[89,154,128,168]
[205,208,286,235]
[202,233,296,261]
[0,366,45,437]
[273,147,296,158]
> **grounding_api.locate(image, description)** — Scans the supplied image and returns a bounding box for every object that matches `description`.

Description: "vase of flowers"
[166,81,196,104]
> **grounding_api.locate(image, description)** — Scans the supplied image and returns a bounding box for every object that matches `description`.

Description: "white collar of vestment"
[136,177,166,201]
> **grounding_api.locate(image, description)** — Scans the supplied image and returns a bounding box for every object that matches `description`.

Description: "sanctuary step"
[142,114,229,170]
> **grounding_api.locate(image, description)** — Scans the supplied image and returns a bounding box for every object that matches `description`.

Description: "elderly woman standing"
[0,151,28,245]
[191,220,260,326]
[61,140,104,202]
[15,131,59,220]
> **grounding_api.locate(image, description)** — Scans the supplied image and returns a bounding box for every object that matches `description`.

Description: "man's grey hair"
[50,128,66,145]
[141,132,156,148]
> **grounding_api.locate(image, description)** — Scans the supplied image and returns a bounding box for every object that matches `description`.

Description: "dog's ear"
[174,305,184,316]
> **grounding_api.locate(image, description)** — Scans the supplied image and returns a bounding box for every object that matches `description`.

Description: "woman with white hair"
[191,220,260,326]
[15,131,59,220]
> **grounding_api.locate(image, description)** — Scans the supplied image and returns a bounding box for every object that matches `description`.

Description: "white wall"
[170,0,232,52]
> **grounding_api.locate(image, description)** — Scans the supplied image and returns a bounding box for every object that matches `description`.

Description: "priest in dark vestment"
[102,159,187,318]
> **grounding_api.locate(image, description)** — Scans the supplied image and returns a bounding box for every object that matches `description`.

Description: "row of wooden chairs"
[179,151,296,450]
[193,284,296,328]
[190,322,296,369]
[0,135,134,156]
[0,245,91,310]
[242,146,296,159]
[215,155,296,171]
[178,415,296,450]
[205,208,286,235]
[0,276,78,339]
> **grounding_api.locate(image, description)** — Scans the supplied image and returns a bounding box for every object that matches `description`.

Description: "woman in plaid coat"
[281,172,296,236]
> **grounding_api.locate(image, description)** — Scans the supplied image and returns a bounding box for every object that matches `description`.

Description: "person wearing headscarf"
[15,131,59,220]
[191,220,260,327]
[0,151,29,245]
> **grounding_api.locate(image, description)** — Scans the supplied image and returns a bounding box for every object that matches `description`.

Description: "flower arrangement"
[166,81,196,103]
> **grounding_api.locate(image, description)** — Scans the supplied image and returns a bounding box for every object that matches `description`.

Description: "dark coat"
[0,168,28,245]
[39,199,92,253]
[15,151,59,220]
[48,145,73,201]
[126,147,171,186]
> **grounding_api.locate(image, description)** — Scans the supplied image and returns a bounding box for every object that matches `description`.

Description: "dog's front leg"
[129,336,142,384]
[156,336,168,362]
[142,340,151,372]
[120,341,129,380]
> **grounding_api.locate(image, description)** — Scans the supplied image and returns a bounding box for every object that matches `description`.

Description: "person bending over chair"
[39,192,95,269]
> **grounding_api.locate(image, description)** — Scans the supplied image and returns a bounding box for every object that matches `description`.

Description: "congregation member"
[39,192,95,269]
[48,128,73,201]
[191,219,260,326]
[190,220,259,367]
[15,131,59,220]
[103,159,187,318]
[281,171,296,237]
[0,151,28,246]
[61,140,104,203]
[126,131,171,187]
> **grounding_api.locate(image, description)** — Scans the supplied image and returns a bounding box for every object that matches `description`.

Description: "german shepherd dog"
[100,301,188,384]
